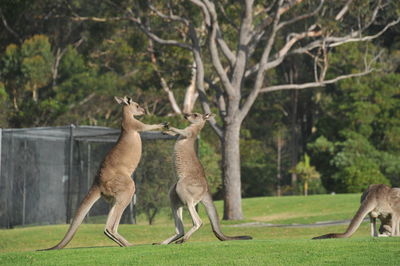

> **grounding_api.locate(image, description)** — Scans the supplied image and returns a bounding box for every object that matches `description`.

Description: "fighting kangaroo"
[42,96,166,250]
[157,112,252,244]
[313,184,400,239]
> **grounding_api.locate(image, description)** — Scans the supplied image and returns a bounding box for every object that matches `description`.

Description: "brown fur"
[41,96,165,250]
[313,184,400,239]
[370,210,392,237]
[156,113,252,244]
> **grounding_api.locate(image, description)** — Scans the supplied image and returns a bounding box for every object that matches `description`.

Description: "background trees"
[126,0,399,220]
[1,0,400,221]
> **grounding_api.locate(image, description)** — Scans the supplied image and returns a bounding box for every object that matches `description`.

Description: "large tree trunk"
[222,121,243,220]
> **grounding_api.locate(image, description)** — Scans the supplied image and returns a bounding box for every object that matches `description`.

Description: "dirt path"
[226,218,368,228]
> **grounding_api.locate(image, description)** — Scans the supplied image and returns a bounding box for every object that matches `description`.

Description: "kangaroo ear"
[114,96,128,105]
[126,97,132,104]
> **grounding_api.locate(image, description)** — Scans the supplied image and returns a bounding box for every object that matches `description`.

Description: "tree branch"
[265,27,323,71]
[246,15,400,79]
[0,8,22,43]
[187,22,223,139]
[126,8,192,50]
[277,0,324,30]
[148,41,182,115]
[148,3,189,25]
[202,0,235,96]
[68,15,123,22]
[205,77,227,117]
[260,69,374,93]
[239,0,284,121]
[190,0,236,66]
[231,0,254,91]
[335,0,353,21]
[328,16,400,48]
[248,0,305,57]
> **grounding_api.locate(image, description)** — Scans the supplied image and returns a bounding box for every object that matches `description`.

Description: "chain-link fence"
[0,125,177,228]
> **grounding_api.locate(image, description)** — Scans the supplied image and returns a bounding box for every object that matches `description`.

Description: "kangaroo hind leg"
[392,215,400,236]
[176,202,202,244]
[156,185,184,245]
[370,216,378,237]
[157,204,184,244]
[104,190,134,247]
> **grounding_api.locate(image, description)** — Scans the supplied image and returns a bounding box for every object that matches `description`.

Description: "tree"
[1,35,55,126]
[290,154,320,196]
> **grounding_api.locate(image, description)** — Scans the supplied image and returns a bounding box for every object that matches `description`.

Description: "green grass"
[90,193,362,226]
[1,193,399,265]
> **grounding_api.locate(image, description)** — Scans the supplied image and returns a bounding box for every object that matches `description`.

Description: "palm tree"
[291,154,320,196]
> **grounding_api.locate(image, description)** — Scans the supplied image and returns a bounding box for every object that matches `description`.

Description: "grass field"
[1,193,399,265]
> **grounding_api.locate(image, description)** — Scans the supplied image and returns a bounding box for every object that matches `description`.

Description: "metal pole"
[0,129,1,188]
[66,124,75,224]
[0,128,2,227]
[22,140,27,225]
[8,132,14,228]
[86,142,91,221]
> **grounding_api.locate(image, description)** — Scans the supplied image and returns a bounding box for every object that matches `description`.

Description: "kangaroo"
[42,96,166,250]
[371,211,391,237]
[157,112,252,244]
[313,184,400,239]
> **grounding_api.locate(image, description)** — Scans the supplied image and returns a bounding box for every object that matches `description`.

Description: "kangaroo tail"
[40,186,101,250]
[201,193,252,241]
[312,200,375,240]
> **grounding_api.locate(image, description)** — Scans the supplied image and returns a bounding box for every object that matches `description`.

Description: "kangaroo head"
[114,96,145,116]
[183,112,214,124]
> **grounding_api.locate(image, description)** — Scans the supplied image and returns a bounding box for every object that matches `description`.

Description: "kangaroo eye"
[194,114,198,117]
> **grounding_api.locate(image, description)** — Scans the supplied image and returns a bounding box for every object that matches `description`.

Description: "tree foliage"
[290,154,321,196]
[308,43,400,192]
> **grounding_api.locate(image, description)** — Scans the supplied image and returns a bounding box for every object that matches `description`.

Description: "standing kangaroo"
[43,96,166,250]
[313,184,400,239]
[157,113,252,244]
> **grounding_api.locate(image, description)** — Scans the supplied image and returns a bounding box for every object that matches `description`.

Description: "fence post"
[8,131,14,228]
[0,128,2,196]
[85,141,91,222]
[66,124,75,224]
[0,128,2,186]
[0,128,2,227]
[22,140,27,225]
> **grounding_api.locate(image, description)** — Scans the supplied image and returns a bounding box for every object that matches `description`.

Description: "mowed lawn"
[1,193,399,265]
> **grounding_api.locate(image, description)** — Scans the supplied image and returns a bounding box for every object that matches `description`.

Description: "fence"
[0,125,177,228]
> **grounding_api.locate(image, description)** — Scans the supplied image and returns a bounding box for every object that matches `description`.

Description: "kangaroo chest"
[99,131,142,179]
[174,139,205,180]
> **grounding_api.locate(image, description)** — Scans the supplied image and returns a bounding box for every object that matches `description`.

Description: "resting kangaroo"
[157,112,252,244]
[313,184,400,239]
[42,96,166,250]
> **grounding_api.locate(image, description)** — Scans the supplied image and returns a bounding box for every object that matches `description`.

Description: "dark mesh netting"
[0,126,177,228]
